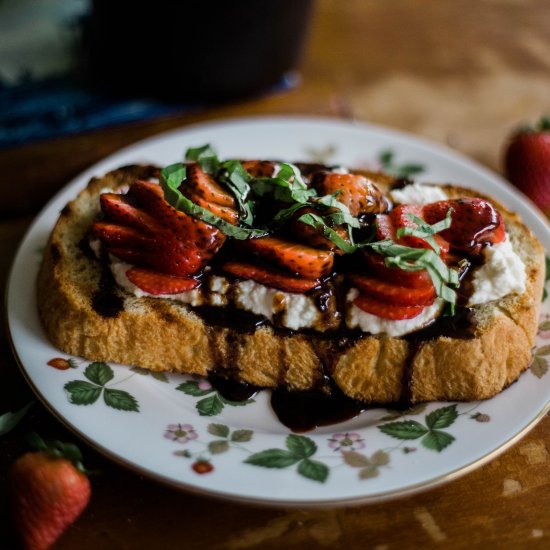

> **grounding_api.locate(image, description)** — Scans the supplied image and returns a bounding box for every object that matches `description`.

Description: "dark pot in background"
[87,0,314,101]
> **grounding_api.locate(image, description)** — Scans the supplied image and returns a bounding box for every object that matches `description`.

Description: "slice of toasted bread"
[37,165,545,403]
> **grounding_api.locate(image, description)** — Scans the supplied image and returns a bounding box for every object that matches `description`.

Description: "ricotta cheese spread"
[390,182,448,205]
[346,289,444,337]
[108,256,321,331]
[468,236,526,305]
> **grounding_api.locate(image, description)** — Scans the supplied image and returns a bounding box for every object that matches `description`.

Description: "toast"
[37,163,545,403]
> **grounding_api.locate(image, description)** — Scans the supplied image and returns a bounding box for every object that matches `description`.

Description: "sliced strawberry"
[353,293,426,320]
[241,160,277,177]
[243,236,334,279]
[183,163,236,207]
[390,204,450,258]
[126,267,199,295]
[423,198,505,252]
[99,193,161,233]
[349,273,435,306]
[364,252,433,288]
[223,261,319,293]
[375,214,397,241]
[290,207,350,253]
[312,172,389,216]
[184,190,238,224]
[97,180,226,277]
[92,222,155,249]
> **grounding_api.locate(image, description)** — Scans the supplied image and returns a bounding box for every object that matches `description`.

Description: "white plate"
[7,116,550,507]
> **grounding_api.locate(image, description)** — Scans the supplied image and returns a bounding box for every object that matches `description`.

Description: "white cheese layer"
[346,289,444,337]
[468,237,526,305]
[109,257,320,331]
[390,182,448,205]
[235,280,320,330]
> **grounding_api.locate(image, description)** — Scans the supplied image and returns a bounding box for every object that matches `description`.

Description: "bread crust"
[37,166,545,403]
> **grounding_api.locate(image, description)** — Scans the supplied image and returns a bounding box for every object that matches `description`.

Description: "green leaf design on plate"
[130,367,169,383]
[359,465,380,480]
[342,451,371,468]
[208,423,230,438]
[378,420,428,440]
[208,440,229,454]
[231,429,253,442]
[130,366,150,375]
[536,345,550,356]
[245,449,301,469]
[422,430,455,452]
[425,405,458,430]
[286,434,316,459]
[531,355,548,378]
[84,362,114,386]
[197,394,224,416]
[103,388,139,412]
[220,396,255,407]
[371,450,390,466]
[297,459,329,483]
[539,320,550,331]
[0,402,33,436]
[64,381,102,405]
[176,381,213,397]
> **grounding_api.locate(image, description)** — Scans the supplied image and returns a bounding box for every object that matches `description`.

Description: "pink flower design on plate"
[328,432,365,452]
[164,423,198,444]
[197,379,213,391]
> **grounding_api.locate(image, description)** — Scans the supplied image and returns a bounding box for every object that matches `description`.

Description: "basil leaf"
[273,202,310,223]
[396,209,454,255]
[160,163,186,189]
[219,160,255,225]
[368,240,458,304]
[185,144,220,174]
[251,177,316,204]
[315,194,361,229]
[250,163,315,204]
[160,171,268,239]
[298,213,356,254]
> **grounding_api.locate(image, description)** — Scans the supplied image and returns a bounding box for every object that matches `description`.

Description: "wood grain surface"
[2,1,550,548]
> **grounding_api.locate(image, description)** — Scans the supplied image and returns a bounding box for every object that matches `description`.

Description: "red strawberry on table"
[9,434,91,550]
[223,261,320,293]
[504,116,550,212]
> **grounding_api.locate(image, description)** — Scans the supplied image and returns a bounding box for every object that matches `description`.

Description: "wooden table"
[2,1,550,548]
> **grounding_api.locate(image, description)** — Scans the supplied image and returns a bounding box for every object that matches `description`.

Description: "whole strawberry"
[9,434,91,550]
[504,116,550,213]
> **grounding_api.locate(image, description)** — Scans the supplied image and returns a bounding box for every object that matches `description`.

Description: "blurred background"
[2,0,550,202]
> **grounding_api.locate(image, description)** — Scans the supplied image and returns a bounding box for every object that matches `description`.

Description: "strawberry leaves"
[0,402,33,437]
[378,404,458,452]
[64,362,139,412]
[245,434,329,483]
[176,380,255,416]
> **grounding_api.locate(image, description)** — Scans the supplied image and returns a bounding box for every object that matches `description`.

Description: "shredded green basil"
[159,168,268,239]
[368,239,459,305]
[185,145,220,175]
